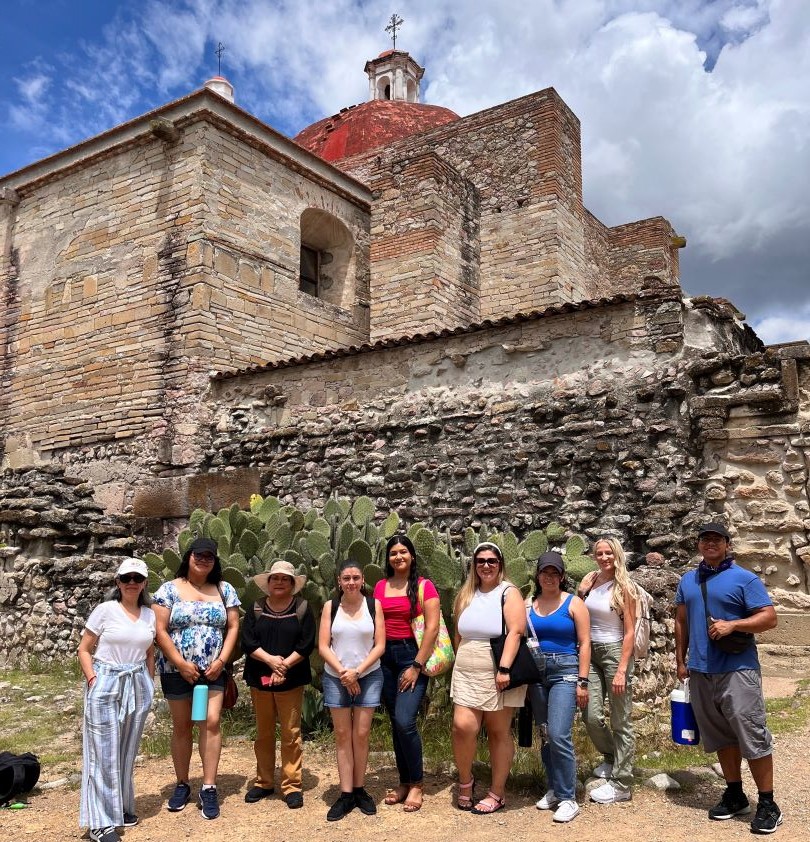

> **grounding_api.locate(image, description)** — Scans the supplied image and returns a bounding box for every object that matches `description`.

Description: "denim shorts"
[322,667,383,708]
[160,670,225,701]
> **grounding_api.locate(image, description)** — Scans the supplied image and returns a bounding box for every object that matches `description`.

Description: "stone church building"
[0,50,808,659]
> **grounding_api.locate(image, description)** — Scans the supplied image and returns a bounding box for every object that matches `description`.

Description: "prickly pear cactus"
[150,497,591,706]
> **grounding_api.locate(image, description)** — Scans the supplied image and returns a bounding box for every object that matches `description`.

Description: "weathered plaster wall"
[206,295,738,562]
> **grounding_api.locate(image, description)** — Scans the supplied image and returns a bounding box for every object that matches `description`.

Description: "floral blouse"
[153,580,240,673]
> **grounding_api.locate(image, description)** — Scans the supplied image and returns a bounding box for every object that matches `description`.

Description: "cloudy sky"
[2,0,808,344]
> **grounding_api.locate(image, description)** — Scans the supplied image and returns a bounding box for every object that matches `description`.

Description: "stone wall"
[0,466,137,667]
[2,294,809,672]
[0,112,372,476]
[206,293,743,559]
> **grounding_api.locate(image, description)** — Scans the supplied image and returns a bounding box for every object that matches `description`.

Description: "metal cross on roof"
[385,14,404,49]
[215,42,225,75]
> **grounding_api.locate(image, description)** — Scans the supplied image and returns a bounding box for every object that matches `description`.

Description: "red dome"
[294,99,459,163]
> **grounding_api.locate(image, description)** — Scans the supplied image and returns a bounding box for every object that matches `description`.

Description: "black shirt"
[241,596,316,691]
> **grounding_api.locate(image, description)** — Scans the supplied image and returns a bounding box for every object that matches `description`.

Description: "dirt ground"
[4,663,810,842]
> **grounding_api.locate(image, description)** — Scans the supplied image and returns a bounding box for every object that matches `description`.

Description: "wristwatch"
[412,661,424,672]
[497,665,512,675]
[577,677,589,689]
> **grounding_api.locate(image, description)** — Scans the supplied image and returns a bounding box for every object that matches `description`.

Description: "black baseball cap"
[536,551,565,574]
[697,522,731,540]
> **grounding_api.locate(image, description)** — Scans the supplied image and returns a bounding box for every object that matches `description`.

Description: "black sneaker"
[284,791,304,809]
[327,792,356,822]
[122,812,138,827]
[197,786,220,820]
[89,829,120,842]
[354,786,377,815]
[244,785,274,803]
[751,801,783,834]
[167,781,191,812]
[709,790,751,820]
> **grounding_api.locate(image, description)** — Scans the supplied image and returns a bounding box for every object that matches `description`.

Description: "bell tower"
[364,50,424,103]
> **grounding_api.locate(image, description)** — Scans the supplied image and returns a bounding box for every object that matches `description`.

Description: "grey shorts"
[688,669,772,758]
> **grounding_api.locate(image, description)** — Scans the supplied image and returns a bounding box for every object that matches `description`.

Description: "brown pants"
[250,685,305,794]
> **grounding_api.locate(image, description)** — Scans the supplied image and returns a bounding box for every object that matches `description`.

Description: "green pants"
[585,641,635,786]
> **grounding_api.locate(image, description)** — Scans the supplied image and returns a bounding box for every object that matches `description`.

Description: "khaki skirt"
[450,638,527,711]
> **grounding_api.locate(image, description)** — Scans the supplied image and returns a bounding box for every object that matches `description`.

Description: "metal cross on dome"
[215,42,225,75]
[385,14,404,49]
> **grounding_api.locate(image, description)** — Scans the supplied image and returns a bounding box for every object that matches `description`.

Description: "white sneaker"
[552,800,580,823]
[592,762,614,779]
[536,789,559,810]
[590,781,632,804]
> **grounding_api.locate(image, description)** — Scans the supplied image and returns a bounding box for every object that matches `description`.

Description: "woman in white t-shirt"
[318,559,385,822]
[77,558,156,842]
[579,537,637,805]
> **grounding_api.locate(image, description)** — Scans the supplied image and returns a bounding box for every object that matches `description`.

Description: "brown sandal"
[456,777,475,810]
[384,784,409,806]
[471,791,506,815]
[403,783,423,812]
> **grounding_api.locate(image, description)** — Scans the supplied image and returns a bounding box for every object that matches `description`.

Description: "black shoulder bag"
[490,588,543,689]
[698,572,754,655]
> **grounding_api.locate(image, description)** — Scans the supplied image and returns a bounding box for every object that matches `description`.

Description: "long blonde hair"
[593,536,637,615]
[454,543,505,620]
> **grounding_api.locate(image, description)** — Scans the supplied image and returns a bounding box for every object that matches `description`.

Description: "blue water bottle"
[191,683,209,721]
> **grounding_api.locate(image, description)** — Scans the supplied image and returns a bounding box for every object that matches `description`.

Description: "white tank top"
[324,598,380,678]
[457,582,511,640]
[585,581,624,643]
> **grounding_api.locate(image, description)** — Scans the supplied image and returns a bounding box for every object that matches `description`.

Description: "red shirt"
[373,577,439,639]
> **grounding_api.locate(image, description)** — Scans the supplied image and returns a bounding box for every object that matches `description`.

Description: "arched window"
[376,76,392,100]
[299,208,354,308]
[406,79,417,102]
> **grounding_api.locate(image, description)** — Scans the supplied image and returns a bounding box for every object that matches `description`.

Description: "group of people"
[77,524,781,840]
[450,538,634,822]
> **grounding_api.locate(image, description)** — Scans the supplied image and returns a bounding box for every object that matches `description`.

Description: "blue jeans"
[380,639,428,784]
[528,652,579,801]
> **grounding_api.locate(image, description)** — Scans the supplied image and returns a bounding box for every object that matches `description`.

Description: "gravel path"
[3,657,809,841]
[5,719,809,841]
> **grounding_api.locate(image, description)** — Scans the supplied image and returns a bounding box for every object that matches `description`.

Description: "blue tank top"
[528,594,577,654]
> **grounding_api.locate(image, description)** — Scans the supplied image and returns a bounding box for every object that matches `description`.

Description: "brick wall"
[340,88,595,320]
[368,151,480,339]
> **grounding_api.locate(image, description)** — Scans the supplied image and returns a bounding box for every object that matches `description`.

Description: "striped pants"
[79,661,154,829]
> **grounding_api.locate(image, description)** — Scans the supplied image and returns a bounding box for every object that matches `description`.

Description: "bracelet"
[497,666,511,675]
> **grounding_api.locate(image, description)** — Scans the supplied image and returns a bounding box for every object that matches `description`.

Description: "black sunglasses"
[119,574,146,584]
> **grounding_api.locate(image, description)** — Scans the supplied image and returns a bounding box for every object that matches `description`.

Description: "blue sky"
[2,0,808,344]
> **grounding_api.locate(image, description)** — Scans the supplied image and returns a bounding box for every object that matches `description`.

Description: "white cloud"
[751,310,810,346]
[1,0,808,342]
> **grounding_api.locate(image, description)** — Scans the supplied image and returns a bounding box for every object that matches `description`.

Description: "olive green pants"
[585,641,635,786]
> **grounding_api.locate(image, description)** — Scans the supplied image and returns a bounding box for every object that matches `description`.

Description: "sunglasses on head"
[119,574,146,584]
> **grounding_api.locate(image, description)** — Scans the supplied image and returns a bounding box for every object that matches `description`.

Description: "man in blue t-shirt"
[674,522,780,835]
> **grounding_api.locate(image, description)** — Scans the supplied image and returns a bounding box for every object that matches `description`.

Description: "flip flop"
[384,784,409,806]
[403,784,423,812]
[471,791,506,815]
